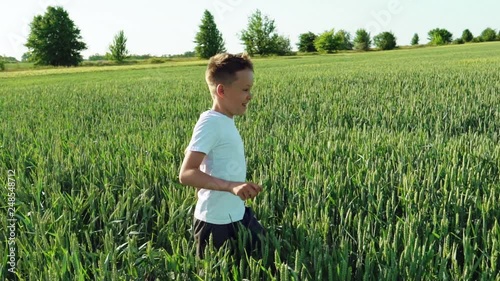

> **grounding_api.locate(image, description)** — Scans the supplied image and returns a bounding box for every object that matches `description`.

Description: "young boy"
[179,53,265,258]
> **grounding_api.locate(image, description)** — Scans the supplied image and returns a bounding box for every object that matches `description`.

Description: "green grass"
[2,62,36,72]
[1,42,500,280]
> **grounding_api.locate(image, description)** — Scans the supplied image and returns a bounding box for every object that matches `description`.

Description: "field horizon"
[2,41,499,78]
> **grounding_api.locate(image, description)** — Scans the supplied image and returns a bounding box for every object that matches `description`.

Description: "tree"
[88,54,107,61]
[0,60,4,71]
[0,56,18,63]
[461,29,473,42]
[431,34,445,45]
[411,33,419,45]
[21,52,32,62]
[109,30,129,63]
[297,32,317,52]
[428,28,452,45]
[472,37,483,43]
[498,30,500,41]
[374,32,397,50]
[272,35,292,56]
[25,6,87,66]
[240,10,280,56]
[314,30,339,53]
[353,29,371,51]
[334,30,353,50]
[481,27,497,42]
[194,10,226,59]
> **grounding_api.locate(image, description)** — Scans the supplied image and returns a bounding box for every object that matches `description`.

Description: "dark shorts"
[193,207,265,258]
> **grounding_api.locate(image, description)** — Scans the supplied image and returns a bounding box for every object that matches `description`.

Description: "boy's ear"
[216,84,224,97]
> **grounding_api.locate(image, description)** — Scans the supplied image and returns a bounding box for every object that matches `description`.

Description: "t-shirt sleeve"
[186,116,218,155]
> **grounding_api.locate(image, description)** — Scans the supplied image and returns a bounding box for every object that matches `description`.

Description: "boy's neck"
[211,103,234,119]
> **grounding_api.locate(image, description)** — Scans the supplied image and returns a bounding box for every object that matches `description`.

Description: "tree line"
[8,6,500,67]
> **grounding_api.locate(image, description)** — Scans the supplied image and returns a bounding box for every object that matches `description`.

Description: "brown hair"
[205,53,253,94]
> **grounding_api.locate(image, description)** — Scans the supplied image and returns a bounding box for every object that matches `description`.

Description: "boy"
[179,53,265,258]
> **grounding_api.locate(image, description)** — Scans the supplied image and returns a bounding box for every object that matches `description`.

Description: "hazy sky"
[1,0,499,60]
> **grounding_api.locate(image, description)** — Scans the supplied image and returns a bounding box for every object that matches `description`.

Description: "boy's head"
[205,53,254,118]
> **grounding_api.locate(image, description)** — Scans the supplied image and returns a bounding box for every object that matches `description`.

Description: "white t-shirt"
[186,110,246,224]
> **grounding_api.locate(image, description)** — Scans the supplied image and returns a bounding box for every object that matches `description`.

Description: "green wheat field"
[1,42,499,280]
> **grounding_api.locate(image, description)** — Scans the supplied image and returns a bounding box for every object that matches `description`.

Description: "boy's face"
[216,69,254,118]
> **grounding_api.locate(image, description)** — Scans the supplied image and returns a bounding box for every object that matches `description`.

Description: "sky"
[1,0,499,61]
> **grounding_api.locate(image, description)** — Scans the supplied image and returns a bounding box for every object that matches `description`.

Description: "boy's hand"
[231,183,262,201]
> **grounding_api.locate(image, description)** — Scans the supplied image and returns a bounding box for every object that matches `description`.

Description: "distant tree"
[353,29,371,51]
[374,31,397,50]
[452,38,465,44]
[272,35,293,55]
[314,30,339,53]
[109,30,129,62]
[428,28,452,45]
[411,33,419,45]
[471,37,483,43]
[497,30,500,41]
[461,29,473,42]
[0,60,4,71]
[183,51,196,57]
[128,54,153,60]
[0,56,18,63]
[88,54,107,61]
[25,6,87,66]
[334,30,353,50]
[167,51,196,58]
[481,27,497,42]
[431,34,445,45]
[21,52,32,62]
[194,10,226,59]
[240,10,284,56]
[297,32,317,52]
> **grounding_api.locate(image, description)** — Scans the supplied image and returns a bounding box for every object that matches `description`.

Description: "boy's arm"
[179,151,262,200]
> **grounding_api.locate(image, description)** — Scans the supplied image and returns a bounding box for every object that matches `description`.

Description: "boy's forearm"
[179,169,238,192]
